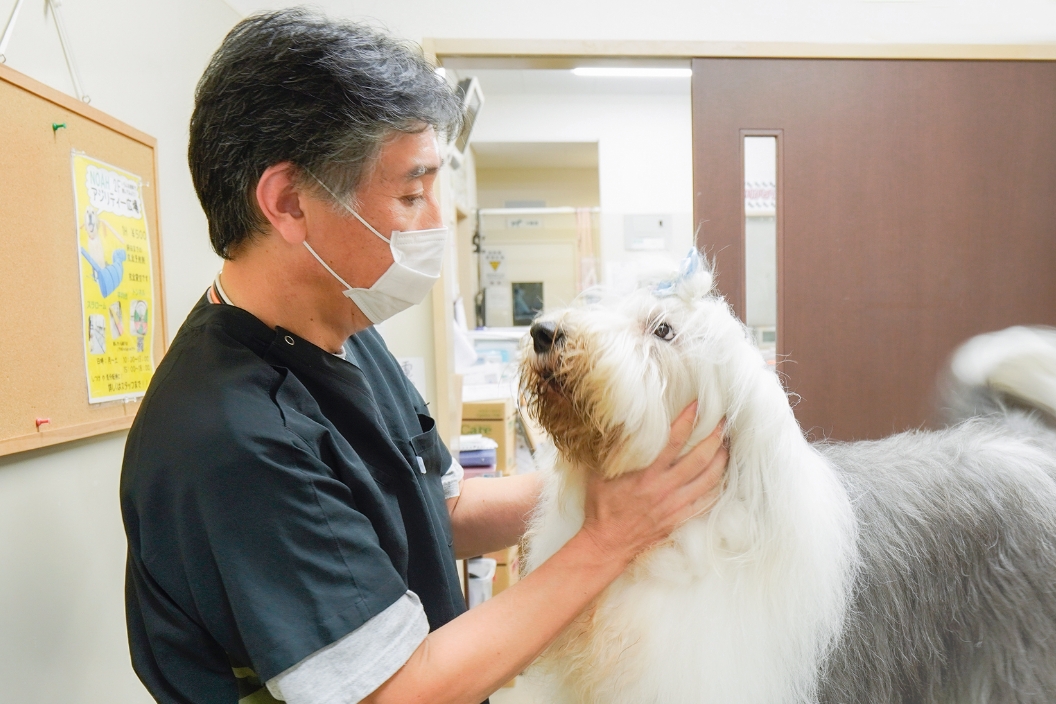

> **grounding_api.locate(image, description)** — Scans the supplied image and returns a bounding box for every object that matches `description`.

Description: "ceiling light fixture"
[571,67,692,78]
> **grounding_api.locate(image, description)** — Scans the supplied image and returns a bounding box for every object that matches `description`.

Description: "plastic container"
[466,557,497,608]
[459,448,498,467]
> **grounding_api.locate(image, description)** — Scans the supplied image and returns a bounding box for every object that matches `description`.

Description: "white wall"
[470,90,694,285]
[0,1,239,701]
[0,435,149,703]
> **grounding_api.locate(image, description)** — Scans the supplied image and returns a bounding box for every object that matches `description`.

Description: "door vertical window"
[744,136,778,367]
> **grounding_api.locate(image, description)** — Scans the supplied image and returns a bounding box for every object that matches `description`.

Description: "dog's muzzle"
[530,321,564,355]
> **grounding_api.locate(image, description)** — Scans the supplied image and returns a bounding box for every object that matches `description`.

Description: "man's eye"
[653,322,675,341]
[402,193,425,205]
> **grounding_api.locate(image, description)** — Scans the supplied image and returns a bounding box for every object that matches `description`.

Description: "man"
[120,9,728,704]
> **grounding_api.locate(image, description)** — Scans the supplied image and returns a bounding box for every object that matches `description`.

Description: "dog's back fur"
[820,419,1056,703]
[520,252,1056,704]
[818,326,1056,703]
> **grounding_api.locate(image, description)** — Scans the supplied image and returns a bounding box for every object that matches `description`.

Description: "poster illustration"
[72,153,155,403]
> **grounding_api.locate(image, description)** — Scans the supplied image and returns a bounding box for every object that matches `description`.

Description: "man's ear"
[255,163,307,246]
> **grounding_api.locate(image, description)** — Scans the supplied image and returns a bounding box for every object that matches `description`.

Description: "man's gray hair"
[189,8,462,258]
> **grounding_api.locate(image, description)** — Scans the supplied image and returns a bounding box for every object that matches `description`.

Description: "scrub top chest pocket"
[408,413,454,547]
[409,413,444,484]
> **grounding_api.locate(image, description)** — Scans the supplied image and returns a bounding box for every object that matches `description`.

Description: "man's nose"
[422,192,444,230]
[530,321,563,354]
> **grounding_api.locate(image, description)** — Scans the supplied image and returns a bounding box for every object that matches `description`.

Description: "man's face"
[308,127,444,289]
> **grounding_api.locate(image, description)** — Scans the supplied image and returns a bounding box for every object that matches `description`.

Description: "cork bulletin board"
[0,63,167,457]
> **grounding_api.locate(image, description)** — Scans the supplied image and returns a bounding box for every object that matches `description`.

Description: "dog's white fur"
[519,252,1056,704]
[521,254,856,703]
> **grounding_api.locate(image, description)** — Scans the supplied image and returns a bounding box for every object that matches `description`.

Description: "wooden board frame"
[0,63,167,457]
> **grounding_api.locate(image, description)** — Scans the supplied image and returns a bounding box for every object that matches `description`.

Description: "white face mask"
[303,174,448,325]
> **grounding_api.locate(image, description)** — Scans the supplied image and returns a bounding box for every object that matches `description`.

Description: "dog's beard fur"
[521,335,626,475]
[518,252,1056,704]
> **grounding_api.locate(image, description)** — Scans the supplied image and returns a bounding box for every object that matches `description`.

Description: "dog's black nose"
[530,321,562,354]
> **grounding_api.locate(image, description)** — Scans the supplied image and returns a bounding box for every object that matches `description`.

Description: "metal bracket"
[0,0,89,103]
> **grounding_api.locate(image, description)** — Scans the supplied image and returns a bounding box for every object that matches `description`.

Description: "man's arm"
[445,473,543,559]
[364,406,728,704]
[367,527,635,704]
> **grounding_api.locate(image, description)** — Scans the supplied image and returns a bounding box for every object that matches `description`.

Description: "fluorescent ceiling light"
[571,67,692,78]
[434,67,447,78]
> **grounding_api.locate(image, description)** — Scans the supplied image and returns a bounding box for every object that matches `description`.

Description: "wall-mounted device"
[624,213,673,251]
[447,76,484,170]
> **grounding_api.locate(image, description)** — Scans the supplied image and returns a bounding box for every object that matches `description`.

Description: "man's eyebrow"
[406,161,443,180]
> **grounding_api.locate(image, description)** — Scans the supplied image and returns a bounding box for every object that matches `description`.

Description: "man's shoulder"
[126,302,294,467]
[152,303,281,403]
[349,326,425,406]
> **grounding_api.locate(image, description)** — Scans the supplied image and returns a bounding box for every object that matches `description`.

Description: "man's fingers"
[690,445,728,495]
[658,402,699,463]
[667,421,725,483]
[677,446,729,519]
[688,488,721,520]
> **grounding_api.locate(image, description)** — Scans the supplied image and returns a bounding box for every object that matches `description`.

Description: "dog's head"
[521,249,761,477]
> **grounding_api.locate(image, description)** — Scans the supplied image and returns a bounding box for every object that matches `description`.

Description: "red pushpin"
[35,418,51,429]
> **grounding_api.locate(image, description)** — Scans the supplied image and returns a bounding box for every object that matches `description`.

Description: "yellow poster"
[72,153,155,403]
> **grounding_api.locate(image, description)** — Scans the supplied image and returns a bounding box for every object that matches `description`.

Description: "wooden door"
[693,59,1056,440]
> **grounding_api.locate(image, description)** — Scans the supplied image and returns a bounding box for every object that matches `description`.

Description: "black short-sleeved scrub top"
[120,293,466,703]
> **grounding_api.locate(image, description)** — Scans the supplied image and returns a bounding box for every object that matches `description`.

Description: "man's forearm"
[364,527,632,704]
[447,474,543,559]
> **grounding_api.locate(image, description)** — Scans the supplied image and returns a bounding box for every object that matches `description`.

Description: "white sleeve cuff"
[266,591,429,704]
[442,459,464,499]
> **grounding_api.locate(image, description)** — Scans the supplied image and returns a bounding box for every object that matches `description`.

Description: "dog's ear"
[653,248,714,300]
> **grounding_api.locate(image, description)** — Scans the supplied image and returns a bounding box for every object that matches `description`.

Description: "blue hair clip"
[653,279,678,297]
[653,249,704,298]
[680,248,702,278]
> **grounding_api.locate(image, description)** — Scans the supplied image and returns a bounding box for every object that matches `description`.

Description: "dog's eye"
[653,322,675,341]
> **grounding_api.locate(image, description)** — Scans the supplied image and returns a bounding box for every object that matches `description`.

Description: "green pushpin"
[52,122,66,132]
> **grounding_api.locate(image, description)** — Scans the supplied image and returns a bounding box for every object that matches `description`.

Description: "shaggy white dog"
[519,250,1056,704]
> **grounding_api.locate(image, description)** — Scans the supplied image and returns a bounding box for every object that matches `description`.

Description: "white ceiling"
[471,141,599,169]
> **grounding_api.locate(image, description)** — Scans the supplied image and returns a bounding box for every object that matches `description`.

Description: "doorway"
[439,58,695,403]
[441,58,694,318]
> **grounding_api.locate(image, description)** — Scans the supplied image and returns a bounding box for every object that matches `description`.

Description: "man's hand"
[581,403,728,564]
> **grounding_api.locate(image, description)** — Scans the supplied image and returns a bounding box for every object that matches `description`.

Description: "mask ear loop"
[302,240,356,291]
[304,170,391,244]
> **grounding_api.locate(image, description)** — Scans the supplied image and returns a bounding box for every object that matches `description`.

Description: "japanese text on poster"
[72,153,155,403]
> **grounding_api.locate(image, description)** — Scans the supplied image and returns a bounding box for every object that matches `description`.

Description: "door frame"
[426,38,1056,63]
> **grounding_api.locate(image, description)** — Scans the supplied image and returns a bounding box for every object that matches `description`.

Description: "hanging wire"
[0,0,27,63]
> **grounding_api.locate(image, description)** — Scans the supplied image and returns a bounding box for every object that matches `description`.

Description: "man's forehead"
[376,129,442,181]
[405,160,443,180]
